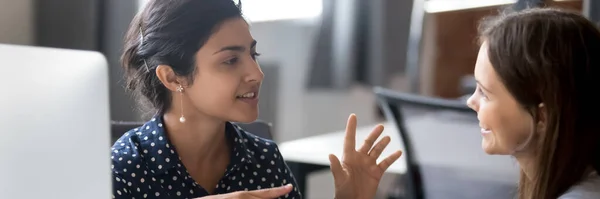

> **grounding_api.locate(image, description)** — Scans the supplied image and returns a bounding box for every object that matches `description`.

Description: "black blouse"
[111,116,302,199]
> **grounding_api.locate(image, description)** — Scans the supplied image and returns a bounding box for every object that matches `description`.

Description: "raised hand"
[196,184,293,199]
[329,114,403,199]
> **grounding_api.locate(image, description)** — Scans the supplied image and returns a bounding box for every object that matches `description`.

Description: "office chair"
[111,121,145,144]
[111,120,274,143]
[234,120,274,140]
[375,87,518,199]
[374,87,475,199]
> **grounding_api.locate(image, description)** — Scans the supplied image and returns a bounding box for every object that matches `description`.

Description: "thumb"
[328,154,344,180]
[247,184,293,198]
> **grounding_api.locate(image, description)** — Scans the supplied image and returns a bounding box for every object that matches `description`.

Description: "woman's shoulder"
[230,123,285,161]
[559,172,600,199]
[111,128,144,174]
[233,124,278,149]
[110,120,162,175]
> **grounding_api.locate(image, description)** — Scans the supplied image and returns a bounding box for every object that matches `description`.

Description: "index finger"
[247,184,293,198]
[344,114,357,153]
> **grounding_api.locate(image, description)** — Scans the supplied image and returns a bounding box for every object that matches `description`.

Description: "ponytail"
[120,11,170,116]
[119,0,243,117]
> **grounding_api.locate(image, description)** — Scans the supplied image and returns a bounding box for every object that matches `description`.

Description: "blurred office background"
[1,0,595,198]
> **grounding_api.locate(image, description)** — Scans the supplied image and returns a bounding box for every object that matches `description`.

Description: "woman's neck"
[515,152,536,179]
[162,110,229,166]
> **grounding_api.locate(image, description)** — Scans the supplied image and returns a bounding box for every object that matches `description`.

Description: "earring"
[176,85,186,123]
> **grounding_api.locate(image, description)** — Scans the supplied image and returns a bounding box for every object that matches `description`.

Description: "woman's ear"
[536,103,547,133]
[156,65,184,91]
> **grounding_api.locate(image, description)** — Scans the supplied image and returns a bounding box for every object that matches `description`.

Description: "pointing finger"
[344,114,357,153]
[247,184,293,198]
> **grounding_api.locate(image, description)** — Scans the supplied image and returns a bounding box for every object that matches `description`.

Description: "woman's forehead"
[474,43,494,87]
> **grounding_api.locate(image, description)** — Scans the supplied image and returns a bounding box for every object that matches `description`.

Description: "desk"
[280,121,406,174]
[279,113,519,196]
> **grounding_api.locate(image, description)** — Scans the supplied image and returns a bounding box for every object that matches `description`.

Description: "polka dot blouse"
[111,116,302,199]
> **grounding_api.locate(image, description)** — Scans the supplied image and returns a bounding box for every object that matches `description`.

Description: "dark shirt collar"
[135,116,254,176]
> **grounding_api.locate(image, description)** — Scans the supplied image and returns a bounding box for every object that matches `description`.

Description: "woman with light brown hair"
[467,8,600,199]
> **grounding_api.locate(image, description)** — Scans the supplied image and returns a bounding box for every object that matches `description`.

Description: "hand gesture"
[196,184,293,199]
[329,114,403,199]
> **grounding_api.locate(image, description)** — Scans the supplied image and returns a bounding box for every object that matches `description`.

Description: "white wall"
[250,20,319,141]
[250,19,380,142]
[0,0,34,45]
[250,19,386,199]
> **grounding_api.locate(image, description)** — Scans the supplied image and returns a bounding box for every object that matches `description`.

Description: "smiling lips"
[481,128,492,134]
[236,91,258,105]
[237,92,255,98]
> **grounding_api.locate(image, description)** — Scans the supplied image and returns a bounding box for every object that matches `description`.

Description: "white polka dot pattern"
[111,116,302,199]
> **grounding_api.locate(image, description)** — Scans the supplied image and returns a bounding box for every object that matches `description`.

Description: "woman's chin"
[482,146,499,155]
[481,139,511,155]
[229,113,259,124]
[482,138,500,155]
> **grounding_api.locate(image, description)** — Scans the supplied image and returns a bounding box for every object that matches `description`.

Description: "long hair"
[478,8,600,199]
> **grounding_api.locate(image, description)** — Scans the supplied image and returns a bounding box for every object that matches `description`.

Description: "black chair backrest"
[374,87,475,199]
[233,120,274,140]
[111,121,145,143]
[111,120,274,143]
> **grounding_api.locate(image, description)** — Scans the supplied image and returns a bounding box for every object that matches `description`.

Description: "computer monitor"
[0,44,111,199]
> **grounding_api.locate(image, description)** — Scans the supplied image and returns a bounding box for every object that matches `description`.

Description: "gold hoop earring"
[176,85,186,123]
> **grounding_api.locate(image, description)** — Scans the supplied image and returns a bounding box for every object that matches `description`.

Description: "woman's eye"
[224,57,239,65]
[251,52,261,60]
[477,87,488,99]
[224,52,261,65]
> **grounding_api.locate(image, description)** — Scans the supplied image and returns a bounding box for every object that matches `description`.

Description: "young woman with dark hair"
[111,0,402,198]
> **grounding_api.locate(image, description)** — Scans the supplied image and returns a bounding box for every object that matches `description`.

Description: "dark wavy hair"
[121,0,243,115]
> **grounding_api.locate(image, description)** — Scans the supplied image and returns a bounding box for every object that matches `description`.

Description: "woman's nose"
[466,94,478,111]
[245,62,264,83]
